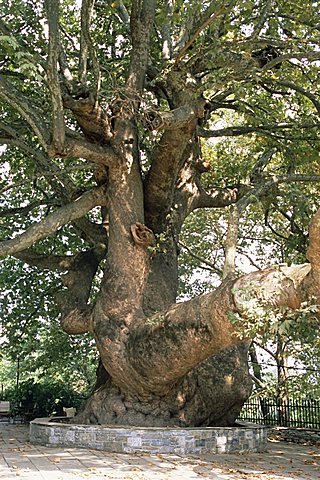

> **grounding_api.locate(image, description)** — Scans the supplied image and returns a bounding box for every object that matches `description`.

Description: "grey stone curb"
[30,418,268,454]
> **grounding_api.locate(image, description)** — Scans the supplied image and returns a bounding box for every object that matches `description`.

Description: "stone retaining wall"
[269,427,320,446]
[30,418,267,454]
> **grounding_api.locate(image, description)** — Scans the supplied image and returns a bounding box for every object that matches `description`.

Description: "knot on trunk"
[145,110,164,130]
[60,306,93,334]
[131,223,154,246]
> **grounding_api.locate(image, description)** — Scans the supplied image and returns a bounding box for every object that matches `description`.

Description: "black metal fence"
[238,397,320,429]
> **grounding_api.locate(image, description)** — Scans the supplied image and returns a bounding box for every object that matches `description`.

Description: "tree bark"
[76,342,252,427]
[75,254,319,426]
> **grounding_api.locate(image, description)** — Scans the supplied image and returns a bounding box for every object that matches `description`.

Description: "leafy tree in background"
[179,169,320,403]
[0,0,320,426]
[0,256,97,412]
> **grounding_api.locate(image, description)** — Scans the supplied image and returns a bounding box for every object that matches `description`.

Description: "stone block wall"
[30,418,267,454]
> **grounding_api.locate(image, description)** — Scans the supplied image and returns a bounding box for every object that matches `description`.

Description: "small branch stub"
[131,223,154,246]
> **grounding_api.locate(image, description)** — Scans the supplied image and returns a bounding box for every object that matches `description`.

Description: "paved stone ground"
[0,424,319,480]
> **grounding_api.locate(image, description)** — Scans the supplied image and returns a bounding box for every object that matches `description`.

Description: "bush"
[4,378,88,417]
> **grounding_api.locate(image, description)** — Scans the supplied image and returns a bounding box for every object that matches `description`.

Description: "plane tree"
[0,0,320,426]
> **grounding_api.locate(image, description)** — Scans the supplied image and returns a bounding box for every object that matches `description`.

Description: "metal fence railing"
[238,397,320,429]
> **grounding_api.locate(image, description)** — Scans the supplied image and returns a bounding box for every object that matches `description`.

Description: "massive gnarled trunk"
[72,244,319,426]
[1,1,320,427]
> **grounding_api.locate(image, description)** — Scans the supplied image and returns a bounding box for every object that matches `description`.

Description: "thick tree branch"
[117,0,130,24]
[234,263,311,315]
[58,36,74,89]
[57,246,106,335]
[64,136,117,165]
[127,277,242,391]
[193,186,239,210]
[63,94,113,144]
[0,186,107,257]
[222,205,239,280]
[147,102,205,131]
[250,148,277,182]
[79,0,93,84]
[127,0,156,92]
[233,209,320,322]
[45,0,65,153]
[144,82,207,231]
[14,250,75,270]
[79,0,101,98]
[125,207,320,393]
[144,124,198,231]
[306,208,320,272]
[161,0,174,60]
[61,306,94,334]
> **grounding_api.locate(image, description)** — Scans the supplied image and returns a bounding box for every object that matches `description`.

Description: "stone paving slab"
[0,423,319,479]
